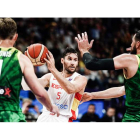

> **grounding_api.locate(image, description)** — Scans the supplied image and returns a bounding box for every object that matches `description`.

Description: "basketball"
[25,43,48,66]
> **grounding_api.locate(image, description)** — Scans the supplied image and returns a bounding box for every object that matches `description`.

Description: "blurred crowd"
[79,104,125,122]
[15,18,140,122]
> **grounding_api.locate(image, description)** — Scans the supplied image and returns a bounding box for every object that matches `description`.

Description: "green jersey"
[0,47,22,112]
[123,55,140,122]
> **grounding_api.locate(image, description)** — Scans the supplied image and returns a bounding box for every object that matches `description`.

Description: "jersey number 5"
[0,60,3,77]
[56,92,61,100]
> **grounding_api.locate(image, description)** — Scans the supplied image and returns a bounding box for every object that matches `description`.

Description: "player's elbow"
[66,87,82,94]
[65,87,77,94]
[35,93,44,98]
[32,88,45,98]
[66,89,75,94]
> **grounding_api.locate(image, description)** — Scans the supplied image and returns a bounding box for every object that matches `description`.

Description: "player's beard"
[131,44,137,54]
[63,62,76,74]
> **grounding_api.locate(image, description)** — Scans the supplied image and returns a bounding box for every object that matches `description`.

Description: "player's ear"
[61,58,64,64]
[13,33,18,41]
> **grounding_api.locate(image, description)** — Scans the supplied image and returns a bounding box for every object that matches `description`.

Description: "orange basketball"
[25,43,48,66]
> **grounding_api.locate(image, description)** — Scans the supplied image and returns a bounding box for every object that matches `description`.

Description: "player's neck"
[62,71,73,78]
[0,40,14,48]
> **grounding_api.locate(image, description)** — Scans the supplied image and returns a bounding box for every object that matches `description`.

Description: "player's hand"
[80,92,93,103]
[34,105,40,115]
[75,32,94,55]
[44,51,55,72]
[51,104,60,117]
[22,102,31,114]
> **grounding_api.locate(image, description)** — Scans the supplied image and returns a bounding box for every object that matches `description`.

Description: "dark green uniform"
[0,47,25,122]
[123,55,140,122]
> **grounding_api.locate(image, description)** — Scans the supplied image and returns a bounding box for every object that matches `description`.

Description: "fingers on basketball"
[25,43,49,66]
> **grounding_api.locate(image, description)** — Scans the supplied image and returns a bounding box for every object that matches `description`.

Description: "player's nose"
[70,63,74,66]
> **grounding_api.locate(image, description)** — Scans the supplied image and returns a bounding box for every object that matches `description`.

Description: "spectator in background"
[110,96,126,122]
[80,104,100,122]
[107,71,119,88]
[22,98,40,122]
[101,107,119,122]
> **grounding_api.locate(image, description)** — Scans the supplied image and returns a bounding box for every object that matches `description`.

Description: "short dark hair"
[135,30,140,41]
[62,47,78,58]
[0,18,17,40]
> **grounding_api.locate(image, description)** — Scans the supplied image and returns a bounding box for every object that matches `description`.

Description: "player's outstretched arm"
[75,32,135,71]
[75,32,115,70]
[113,53,137,70]
[81,86,125,103]
[19,54,59,116]
[44,51,87,94]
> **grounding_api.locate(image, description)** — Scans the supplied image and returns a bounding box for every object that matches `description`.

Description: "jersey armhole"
[136,55,140,65]
[123,70,127,79]
[123,55,139,79]
[17,51,21,60]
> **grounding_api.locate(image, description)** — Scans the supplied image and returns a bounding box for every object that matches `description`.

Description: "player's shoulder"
[118,53,132,57]
[43,72,52,77]
[123,53,138,61]
[18,53,34,71]
[19,53,32,63]
[74,72,87,82]
[115,53,137,61]
[41,73,52,80]
[119,53,136,57]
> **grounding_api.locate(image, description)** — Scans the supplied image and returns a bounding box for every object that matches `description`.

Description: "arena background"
[14,18,138,122]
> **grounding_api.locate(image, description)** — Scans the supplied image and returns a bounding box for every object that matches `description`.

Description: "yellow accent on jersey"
[71,98,80,111]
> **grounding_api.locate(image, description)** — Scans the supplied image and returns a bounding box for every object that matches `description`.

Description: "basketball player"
[0,18,59,122]
[75,31,140,122]
[22,47,87,122]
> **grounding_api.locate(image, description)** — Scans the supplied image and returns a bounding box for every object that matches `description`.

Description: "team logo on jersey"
[0,51,11,57]
[0,86,11,98]
[55,103,68,110]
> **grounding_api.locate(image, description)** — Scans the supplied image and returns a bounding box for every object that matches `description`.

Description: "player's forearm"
[34,86,53,111]
[35,93,53,112]
[83,53,115,70]
[22,77,31,90]
[91,86,125,99]
[51,68,76,94]
[27,80,53,111]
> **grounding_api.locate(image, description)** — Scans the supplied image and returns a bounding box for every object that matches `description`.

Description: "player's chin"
[67,68,76,74]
